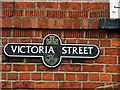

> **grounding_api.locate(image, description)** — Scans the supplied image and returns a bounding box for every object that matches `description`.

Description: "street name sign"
[110,0,120,19]
[4,34,100,68]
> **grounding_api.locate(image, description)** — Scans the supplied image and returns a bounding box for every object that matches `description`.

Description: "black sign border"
[4,34,100,68]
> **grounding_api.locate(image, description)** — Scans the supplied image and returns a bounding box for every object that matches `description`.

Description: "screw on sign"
[4,34,100,68]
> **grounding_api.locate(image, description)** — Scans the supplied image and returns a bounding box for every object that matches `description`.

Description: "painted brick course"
[1,1,120,89]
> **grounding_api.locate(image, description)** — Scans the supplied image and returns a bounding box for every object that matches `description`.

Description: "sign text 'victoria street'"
[4,34,100,68]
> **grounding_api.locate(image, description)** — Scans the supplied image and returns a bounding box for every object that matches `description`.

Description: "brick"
[32,38,42,43]
[12,82,34,88]
[64,19,72,29]
[47,11,66,18]
[2,55,6,62]
[5,17,12,28]
[100,74,111,81]
[0,46,2,55]
[40,18,46,28]
[36,82,58,88]
[0,64,1,70]
[42,31,62,38]
[2,64,11,71]
[15,2,36,8]
[118,57,120,65]
[59,82,81,88]
[105,48,119,55]
[88,74,99,81]
[96,56,116,64]
[100,40,110,47]
[24,58,42,63]
[2,18,4,28]
[5,57,23,63]
[60,2,81,10]
[56,19,64,29]
[106,65,120,73]
[114,84,120,89]
[89,40,99,46]
[8,73,18,80]
[0,2,1,8]
[32,73,41,80]
[21,18,29,28]
[37,2,58,9]
[66,73,75,81]
[20,73,30,80]
[48,18,55,28]
[82,3,104,10]
[60,64,81,72]
[82,65,103,72]
[3,10,12,17]
[14,10,23,16]
[90,19,99,29]
[22,31,33,37]
[82,19,90,29]
[90,11,109,18]
[2,82,11,88]
[112,40,120,47]
[20,38,31,43]
[42,73,52,80]
[104,3,110,10]
[33,30,41,37]
[54,73,64,81]
[31,18,39,28]
[2,73,6,80]
[25,10,45,17]
[13,64,35,71]
[2,2,13,8]
[74,19,80,29]
[112,74,120,82]
[66,39,76,44]
[9,38,19,43]
[68,11,88,18]
[0,63,1,70]
[83,82,104,88]
[86,31,106,38]
[72,58,94,63]
[77,74,87,81]
[13,30,33,37]
[108,32,120,38]
[2,30,11,37]
[0,19,1,28]
[99,48,104,55]
[64,31,83,38]
[2,38,8,46]
[77,39,88,44]
[61,58,70,63]
[14,17,21,28]
[37,64,58,71]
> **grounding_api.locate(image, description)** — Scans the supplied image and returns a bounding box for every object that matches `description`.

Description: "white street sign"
[110,0,120,19]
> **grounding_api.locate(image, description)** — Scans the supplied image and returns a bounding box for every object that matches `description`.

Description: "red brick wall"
[1,2,120,89]
[2,2,110,29]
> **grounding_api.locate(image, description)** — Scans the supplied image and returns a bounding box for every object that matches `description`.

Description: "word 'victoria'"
[4,34,100,68]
